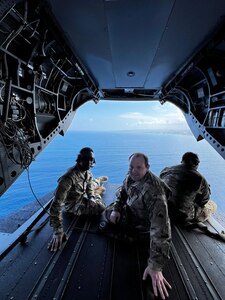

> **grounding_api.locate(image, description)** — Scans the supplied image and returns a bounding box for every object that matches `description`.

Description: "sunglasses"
[81,156,95,162]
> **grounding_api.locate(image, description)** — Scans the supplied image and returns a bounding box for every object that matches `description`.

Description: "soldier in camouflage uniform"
[100,152,172,300]
[160,152,216,224]
[48,147,107,252]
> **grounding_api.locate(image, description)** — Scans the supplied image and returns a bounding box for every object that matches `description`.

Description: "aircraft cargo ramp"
[0,184,225,300]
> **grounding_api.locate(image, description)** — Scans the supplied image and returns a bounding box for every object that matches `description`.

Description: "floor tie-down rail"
[25,216,225,300]
[27,215,154,300]
[0,208,225,299]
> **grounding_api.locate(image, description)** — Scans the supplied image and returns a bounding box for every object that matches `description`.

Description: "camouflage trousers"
[69,179,106,216]
[169,200,217,224]
[72,197,106,216]
[99,203,150,241]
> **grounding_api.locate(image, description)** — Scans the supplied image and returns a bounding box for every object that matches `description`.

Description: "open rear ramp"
[0,184,224,300]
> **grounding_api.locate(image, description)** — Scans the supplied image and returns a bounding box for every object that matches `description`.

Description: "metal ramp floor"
[0,184,224,300]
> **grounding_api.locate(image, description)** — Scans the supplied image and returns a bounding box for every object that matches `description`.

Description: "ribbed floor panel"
[0,185,224,300]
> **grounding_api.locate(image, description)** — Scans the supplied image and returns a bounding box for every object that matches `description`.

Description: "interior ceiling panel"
[103,0,174,88]
[146,0,225,88]
[48,0,225,90]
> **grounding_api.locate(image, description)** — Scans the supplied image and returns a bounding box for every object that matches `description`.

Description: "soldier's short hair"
[181,152,200,166]
[129,152,149,167]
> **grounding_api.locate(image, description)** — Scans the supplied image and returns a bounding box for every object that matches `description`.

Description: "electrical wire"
[50,58,80,80]
[0,119,33,167]
[25,19,40,38]
[25,166,50,216]
[0,83,5,102]
[3,1,28,50]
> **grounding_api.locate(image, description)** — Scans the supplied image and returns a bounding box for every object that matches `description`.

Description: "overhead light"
[127,71,135,77]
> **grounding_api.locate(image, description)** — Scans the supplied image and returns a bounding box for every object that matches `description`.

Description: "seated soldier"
[99,152,172,300]
[160,152,217,225]
[48,147,108,252]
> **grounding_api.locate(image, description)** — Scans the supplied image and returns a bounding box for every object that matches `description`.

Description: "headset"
[76,147,96,166]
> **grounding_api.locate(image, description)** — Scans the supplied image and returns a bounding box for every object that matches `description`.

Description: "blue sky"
[70,100,190,132]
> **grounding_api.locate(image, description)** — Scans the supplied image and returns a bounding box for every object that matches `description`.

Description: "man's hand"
[110,211,121,224]
[143,266,171,299]
[47,231,68,252]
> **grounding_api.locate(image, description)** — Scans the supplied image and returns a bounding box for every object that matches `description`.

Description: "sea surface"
[0,130,225,218]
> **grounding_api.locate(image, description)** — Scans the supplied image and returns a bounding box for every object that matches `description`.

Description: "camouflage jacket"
[113,171,171,272]
[160,164,210,221]
[49,165,95,233]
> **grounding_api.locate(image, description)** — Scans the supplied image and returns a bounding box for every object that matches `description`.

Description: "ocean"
[0,130,225,218]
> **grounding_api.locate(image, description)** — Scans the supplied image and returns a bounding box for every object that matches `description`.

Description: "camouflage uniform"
[50,165,106,233]
[160,164,211,222]
[104,171,171,272]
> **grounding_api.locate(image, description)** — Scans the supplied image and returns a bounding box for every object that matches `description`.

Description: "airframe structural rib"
[0,0,100,196]
[1,0,225,195]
